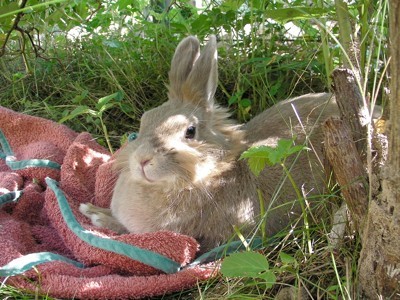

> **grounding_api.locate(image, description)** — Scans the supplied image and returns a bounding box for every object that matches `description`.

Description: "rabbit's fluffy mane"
[205,104,246,157]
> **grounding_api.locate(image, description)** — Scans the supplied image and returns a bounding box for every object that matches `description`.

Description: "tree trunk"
[323,117,368,233]
[331,69,370,154]
[358,0,400,297]
[323,1,400,297]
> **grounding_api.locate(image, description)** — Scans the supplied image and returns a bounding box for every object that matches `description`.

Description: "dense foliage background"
[1,0,389,150]
[0,0,391,298]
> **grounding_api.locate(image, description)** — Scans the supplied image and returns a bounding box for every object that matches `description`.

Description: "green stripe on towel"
[5,157,61,170]
[45,177,182,274]
[0,190,23,206]
[0,129,61,170]
[0,252,84,277]
[0,129,13,158]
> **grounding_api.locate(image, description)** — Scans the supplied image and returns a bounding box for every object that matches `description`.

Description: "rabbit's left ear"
[183,35,218,109]
[168,36,201,101]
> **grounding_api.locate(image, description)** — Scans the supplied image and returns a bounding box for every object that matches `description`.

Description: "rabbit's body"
[80,36,338,251]
[245,92,337,235]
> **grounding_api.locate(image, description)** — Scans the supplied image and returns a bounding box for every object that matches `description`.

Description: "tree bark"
[358,0,400,297]
[331,68,370,154]
[324,65,371,235]
[323,1,400,296]
[323,118,368,232]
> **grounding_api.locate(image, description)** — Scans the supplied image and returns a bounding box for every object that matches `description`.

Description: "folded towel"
[0,106,216,299]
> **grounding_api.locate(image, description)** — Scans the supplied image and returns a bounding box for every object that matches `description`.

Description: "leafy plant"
[240,138,308,176]
[59,91,124,153]
[240,138,313,252]
[221,251,277,289]
[220,247,300,292]
[279,251,299,269]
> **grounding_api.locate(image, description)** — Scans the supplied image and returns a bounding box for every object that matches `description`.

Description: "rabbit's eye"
[185,126,196,139]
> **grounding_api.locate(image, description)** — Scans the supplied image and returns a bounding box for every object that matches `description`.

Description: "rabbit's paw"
[79,203,112,227]
[80,203,111,216]
[79,203,127,234]
[79,203,106,226]
[79,202,95,217]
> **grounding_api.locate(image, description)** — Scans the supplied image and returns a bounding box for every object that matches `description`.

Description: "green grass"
[154,216,361,299]
[0,230,359,300]
[0,284,55,300]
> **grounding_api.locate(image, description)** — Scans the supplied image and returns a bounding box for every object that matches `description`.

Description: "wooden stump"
[323,117,368,233]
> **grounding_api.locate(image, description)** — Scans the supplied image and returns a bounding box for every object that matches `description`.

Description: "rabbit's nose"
[140,159,151,168]
[139,159,154,183]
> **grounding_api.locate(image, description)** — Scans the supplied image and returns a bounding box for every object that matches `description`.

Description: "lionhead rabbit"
[80,35,338,251]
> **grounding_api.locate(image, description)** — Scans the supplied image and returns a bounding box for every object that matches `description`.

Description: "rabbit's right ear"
[168,36,200,100]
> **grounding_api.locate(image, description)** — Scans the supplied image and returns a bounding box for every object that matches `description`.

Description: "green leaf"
[71,90,89,104]
[279,252,298,267]
[96,91,123,111]
[45,8,64,24]
[269,79,282,97]
[239,98,252,108]
[220,0,246,12]
[117,0,133,10]
[287,144,309,156]
[265,7,328,22]
[102,40,122,48]
[240,146,274,176]
[74,0,89,19]
[228,91,243,106]
[0,34,7,43]
[268,138,294,164]
[0,0,68,20]
[277,138,294,152]
[257,270,277,288]
[190,14,212,33]
[0,2,19,18]
[169,22,188,33]
[221,251,269,278]
[251,0,265,10]
[240,138,308,176]
[58,106,96,123]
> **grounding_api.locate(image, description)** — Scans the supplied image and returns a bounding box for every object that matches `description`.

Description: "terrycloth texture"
[0,107,215,299]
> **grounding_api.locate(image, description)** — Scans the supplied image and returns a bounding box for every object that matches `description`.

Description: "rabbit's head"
[116,36,246,190]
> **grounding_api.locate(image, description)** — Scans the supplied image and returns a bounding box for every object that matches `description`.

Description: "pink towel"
[0,106,216,299]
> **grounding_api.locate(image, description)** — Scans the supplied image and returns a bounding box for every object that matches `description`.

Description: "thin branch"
[0,0,28,57]
[85,0,103,22]
[1,1,65,70]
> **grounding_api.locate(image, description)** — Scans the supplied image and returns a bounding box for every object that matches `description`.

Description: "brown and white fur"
[80,35,339,251]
